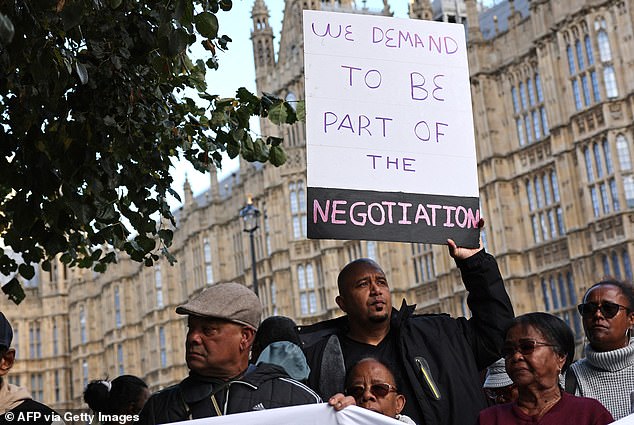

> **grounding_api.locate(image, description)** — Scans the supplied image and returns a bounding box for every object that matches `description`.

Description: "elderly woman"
[566,279,634,420]
[477,312,613,424]
[329,357,416,424]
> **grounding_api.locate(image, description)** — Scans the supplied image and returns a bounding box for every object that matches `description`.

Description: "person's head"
[344,357,405,419]
[251,316,301,362]
[175,282,262,378]
[0,313,15,381]
[335,259,392,326]
[502,312,575,391]
[578,279,634,352]
[83,375,149,417]
[483,358,518,404]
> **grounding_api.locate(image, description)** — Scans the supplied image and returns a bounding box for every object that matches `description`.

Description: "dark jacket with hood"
[299,249,514,425]
[138,363,321,425]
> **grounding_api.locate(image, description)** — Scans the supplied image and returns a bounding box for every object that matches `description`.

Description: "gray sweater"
[568,337,634,420]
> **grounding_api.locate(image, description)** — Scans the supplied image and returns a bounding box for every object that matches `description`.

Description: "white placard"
[304,10,478,197]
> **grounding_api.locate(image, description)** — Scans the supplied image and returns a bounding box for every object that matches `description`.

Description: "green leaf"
[194,12,219,39]
[60,3,84,31]
[266,136,283,147]
[93,262,107,273]
[2,278,25,305]
[296,100,306,121]
[269,145,287,167]
[268,102,288,125]
[168,28,191,57]
[18,264,35,280]
[137,236,156,252]
[158,229,174,246]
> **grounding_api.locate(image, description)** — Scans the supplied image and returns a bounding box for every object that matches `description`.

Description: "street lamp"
[239,198,261,297]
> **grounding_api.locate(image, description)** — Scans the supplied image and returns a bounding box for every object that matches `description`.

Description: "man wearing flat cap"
[0,313,62,424]
[139,282,320,424]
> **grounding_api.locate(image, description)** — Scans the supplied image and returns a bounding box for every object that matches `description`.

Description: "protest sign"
[303,10,480,247]
[165,403,402,425]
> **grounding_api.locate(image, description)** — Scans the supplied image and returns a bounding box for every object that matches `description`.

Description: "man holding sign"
[299,237,513,425]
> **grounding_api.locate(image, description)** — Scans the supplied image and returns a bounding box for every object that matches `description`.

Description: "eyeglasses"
[501,339,557,358]
[484,384,517,403]
[577,301,630,319]
[345,383,397,399]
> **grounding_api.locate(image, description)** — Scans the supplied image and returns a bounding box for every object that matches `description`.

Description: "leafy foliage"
[0,0,299,303]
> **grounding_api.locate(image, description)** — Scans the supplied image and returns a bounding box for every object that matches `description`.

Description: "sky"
[168,0,410,209]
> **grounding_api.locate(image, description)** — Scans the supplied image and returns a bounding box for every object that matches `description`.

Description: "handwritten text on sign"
[303,11,479,246]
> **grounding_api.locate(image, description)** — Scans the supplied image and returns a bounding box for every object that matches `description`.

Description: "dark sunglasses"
[577,301,630,319]
[501,339,557,358]
[345,383,397,399]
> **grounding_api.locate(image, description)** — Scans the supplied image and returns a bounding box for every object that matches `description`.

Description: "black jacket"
[0,399,60,425]
[138,363,321,424]
[299,249,514,425]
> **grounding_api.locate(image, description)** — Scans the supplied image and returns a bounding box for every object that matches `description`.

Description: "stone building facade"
[0,0,632,410]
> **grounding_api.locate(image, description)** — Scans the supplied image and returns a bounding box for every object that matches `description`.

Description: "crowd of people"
[0,237,632,425]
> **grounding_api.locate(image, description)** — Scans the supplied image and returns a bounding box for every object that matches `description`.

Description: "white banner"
[612,413,634,424]
[165,403,403,425]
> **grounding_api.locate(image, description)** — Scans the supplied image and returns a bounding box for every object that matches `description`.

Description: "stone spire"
[183,174,194,208]
[409,0,433,21]
[209,165,219,200]
[251,0,275,87]
[465,0,482,42]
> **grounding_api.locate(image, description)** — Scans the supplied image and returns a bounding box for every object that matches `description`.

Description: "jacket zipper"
[415,356,441,400]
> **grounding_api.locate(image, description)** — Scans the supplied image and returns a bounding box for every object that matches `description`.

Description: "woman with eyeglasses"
[477,312,613,424]
[565,279,634,420]
[329,357,416,424]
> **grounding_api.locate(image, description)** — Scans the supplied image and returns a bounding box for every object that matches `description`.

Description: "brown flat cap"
[176,282,262,329]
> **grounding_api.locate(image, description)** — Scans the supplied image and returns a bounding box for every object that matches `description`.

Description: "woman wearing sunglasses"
[566,279,634,420]
[329,357,416,424]
[477,312,613,424]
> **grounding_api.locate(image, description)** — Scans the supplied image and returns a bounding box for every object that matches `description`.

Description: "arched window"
[584,147,594,181]
[551,172,560,202]
[616,135,632,171]
[593,143,603,178]
[584,34,594,65]
[285,92,297,110]
[603,140,614,174]
[602,254,611,277]
[526,180,535,211]
[597,30,612,62]
[566,45,575,75]
[575,39,585,69]
[541,279,551,310]
[534,177,544,208]
[603,66,618,98]
[612,251,622,278]
[511,87,519,112]
[80,306,87,343]
[623,251,633,281]
[114,286,121,328]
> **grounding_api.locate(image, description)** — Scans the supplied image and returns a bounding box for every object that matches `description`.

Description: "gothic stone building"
[1,0,632,409]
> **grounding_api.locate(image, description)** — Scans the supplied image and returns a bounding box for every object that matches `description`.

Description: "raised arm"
[450,235,514,369]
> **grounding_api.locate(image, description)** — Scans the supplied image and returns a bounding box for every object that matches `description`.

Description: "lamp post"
[239,199,261,297]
